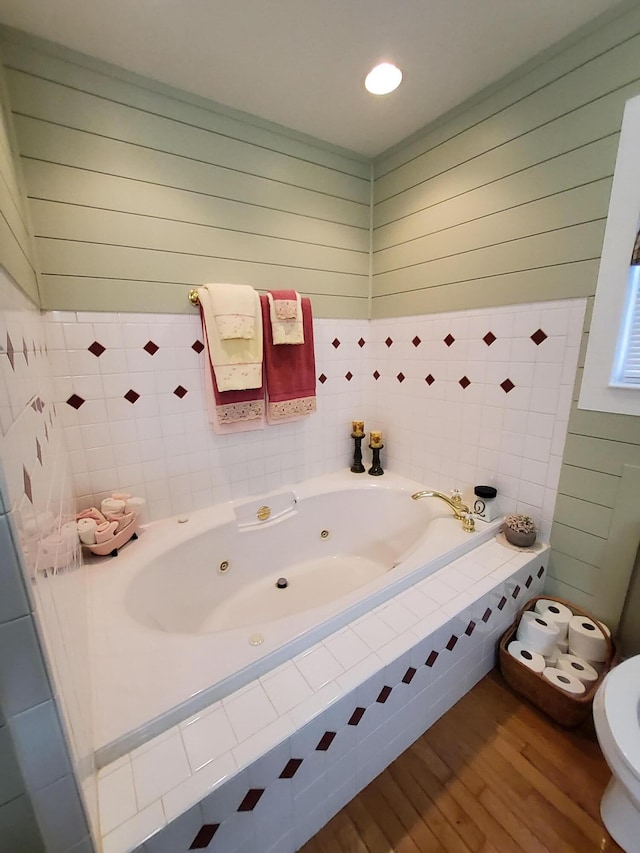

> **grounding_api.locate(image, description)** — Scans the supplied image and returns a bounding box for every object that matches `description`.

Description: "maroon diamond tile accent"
[22,338,29,364]
[425,374,435,385]
[279,758,303,779]
[238,789,264,812]
[444,333,455,347]
[348,707,366,726]
[88,341,106,357]
[402,667,417,684]
[537,565,545,578]
[373,370,380,380]
[465,621,476,637]
[385,337,393,347]
[525,575,533,588]
[66,394,85,410]
[332,338,341,349]
[316,731,336,751]
[483,331,496,346]
[459,376,470,389]
[376,686,392,703]
[189,824,219,849]
[345,371,353,381]
[144,340,159,355]
[531,328,548,345]
[36,438,42,466]
[498,596,507,610]
[397,372,405,383]
[446,635,458,651]
[358,338,366,348]
[512,584,521,599]
[6,333,15,370]
[44,422,49,442]
[412,336,421,347]
[482,608,492,623]
[500,378,515,393]
[174,385,188,398]
[426,651,439,667]
[23,466,32,503]
[318,373,327,384]
[31,401,38,412]
[192,340,204,353]
[124,389,140,404]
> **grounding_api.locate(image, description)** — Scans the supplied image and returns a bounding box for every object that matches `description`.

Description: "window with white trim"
[612,261,640,387]
[579,93,640,417]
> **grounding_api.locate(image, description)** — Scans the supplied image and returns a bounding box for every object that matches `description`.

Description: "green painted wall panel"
[30,201,367,276]
[6,70,369,205]
[557,464,620,509]
[376,0,640,178]
[22,160,369,252]
[0,33,371,179]
[374,180,611,263]
[553,493,612,540]
[36,240,366,298]
[375,135,618,232]
[1,34,369,315]
[39,275,368,318]
[550,522,607,568]
[547,551,600,597]
[374,220,604,297]
[371,261,599,319]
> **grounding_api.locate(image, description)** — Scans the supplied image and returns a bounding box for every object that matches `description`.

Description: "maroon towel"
[260,294,316,421]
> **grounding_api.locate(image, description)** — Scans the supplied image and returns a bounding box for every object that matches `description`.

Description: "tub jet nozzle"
[276,577,288,589]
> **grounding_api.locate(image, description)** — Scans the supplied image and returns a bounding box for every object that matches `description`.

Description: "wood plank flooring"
[301,671,623,852]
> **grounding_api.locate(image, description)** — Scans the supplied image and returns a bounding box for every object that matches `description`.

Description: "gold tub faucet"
[411,489,475,532]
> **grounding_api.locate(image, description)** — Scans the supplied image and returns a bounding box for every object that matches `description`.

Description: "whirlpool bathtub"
[89,470,502,765]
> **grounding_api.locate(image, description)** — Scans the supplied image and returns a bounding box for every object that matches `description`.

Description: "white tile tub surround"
[0,270,96,850]
[367,299,585,543]
[46,299,583,541]
[95,539,548,853]
[45,311,367,522]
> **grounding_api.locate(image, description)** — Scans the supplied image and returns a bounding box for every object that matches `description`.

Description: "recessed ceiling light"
[364,62,403,95]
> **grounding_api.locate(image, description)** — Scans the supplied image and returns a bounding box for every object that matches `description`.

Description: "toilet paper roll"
[534,599,572,640]
[516,611,560,656]
[557,653,599,686]
[101,498,125,516]
[568,615,609,663]
[77,518,97,545]
[111,492,131,501]
[542,666,586,695]
[507,641,545,673]
[557,638,568,654]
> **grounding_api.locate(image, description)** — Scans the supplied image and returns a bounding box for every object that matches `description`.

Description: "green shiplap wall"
[0,29,371,318]
[0,49,38,303]
[372,0,640,623]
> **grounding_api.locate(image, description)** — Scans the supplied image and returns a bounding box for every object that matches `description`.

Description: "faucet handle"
[450,488,462,505]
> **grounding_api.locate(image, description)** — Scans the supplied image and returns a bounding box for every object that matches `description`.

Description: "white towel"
[197,286,263,391]
[201,283,256,340]
[267,292,304,344]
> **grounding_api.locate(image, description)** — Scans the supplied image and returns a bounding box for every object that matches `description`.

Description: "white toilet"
[593,655,640,852]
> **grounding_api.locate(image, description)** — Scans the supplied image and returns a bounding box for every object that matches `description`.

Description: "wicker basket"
[498,595,617,727]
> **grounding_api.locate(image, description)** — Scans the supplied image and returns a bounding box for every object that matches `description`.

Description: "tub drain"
[276,577,288,589]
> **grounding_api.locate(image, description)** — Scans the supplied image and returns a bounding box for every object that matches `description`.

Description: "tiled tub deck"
[97,537,548,853]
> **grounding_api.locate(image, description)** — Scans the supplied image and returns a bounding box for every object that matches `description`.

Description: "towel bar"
[188,288,200,306]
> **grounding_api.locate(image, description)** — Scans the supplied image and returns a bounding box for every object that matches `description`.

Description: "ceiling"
[0,0,624,157]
